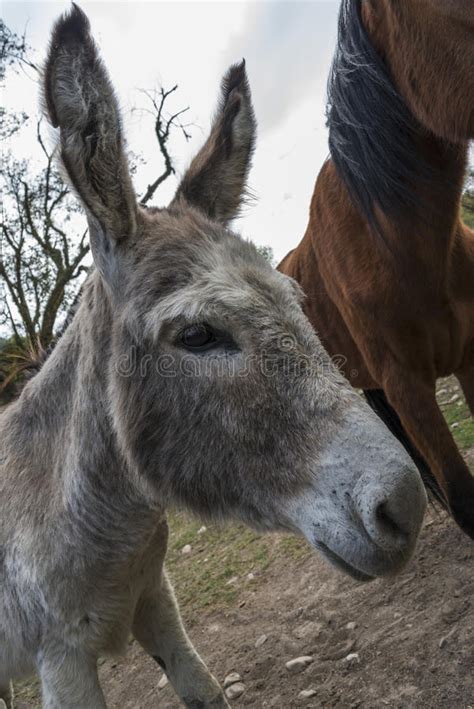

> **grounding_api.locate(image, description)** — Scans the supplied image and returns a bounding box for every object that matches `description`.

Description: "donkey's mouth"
[315,541,375,582]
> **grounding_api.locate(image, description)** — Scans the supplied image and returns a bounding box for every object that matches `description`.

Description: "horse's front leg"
[382,370,474,539]
[133,569,229,708]
[38,649,106,709]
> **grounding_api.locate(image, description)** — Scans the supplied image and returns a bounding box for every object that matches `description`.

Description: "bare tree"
[1,121,90,346]
[138,85,192,206]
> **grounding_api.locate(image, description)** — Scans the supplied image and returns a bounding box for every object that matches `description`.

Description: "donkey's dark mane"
[326,0,434,230]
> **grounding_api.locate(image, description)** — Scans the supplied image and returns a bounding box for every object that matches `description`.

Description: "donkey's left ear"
[43,5,137,271]
[172,61,256,224]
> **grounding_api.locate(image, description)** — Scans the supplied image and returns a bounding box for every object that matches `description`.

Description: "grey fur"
[0,7,427,708]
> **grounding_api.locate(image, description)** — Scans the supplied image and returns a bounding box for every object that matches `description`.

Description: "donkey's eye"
[180,324,218,351]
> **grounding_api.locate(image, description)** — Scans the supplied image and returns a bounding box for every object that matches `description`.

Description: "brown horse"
[279,0,474,539]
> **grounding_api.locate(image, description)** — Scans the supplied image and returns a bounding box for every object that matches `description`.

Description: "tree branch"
[138,85,192,206]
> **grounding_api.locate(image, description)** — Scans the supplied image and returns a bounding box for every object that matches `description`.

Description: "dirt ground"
[13,378,474,708]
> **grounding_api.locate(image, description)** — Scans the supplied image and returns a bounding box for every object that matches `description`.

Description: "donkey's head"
[44,6,426,581]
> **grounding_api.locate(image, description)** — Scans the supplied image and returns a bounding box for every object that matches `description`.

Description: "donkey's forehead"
[137,206,281,291]
[136,209,297,334]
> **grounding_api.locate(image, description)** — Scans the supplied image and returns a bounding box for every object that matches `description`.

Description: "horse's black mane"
[326,0,433,230]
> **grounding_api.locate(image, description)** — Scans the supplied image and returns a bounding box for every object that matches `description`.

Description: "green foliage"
[462,168,474,229]
[461,191,474,229]
[256,244,275,266]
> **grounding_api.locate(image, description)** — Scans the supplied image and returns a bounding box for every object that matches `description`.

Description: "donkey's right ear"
[171,61,256,225]
[43,5,137,269]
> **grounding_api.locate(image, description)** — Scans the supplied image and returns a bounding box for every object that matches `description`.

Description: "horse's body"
[279,0,474,538]
[0,8,426,708]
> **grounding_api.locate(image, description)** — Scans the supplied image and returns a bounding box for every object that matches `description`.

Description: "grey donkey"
[0,7,427,708]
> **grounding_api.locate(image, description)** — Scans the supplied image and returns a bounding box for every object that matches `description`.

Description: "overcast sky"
[3,1,340,262]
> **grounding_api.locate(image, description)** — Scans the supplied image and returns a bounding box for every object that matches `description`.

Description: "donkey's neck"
[365,0,474,141]
[2,273,159,566]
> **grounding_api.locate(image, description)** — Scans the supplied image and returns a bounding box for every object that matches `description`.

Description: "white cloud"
[223,1,339,135]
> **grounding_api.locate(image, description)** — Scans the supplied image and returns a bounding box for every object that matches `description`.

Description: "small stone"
[293,621,323,640]
[255,633,268,648]
[451,422,460,429]
[247,572,255,581]
[224,672,242,688]
[299,689,317,698]
[158,674,169,689]
[181,544,192,554]
[226,576,238,585]
[225,682,245,700]
[197,525,207,534]
[343,652,360,667]
[449,393,460,403]
[346,621,357,631]
[285,656,313,673]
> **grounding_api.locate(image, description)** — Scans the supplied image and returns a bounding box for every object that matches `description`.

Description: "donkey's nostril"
[375,500,407,538]
[352,464,426,553]
[357,492,411,551]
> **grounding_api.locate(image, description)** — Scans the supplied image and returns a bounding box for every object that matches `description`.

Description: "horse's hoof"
[450,487,474,540]
[453,513,474,540]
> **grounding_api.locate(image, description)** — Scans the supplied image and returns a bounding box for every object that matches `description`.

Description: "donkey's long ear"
[43,5,137,256]
[172,61,256,224]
